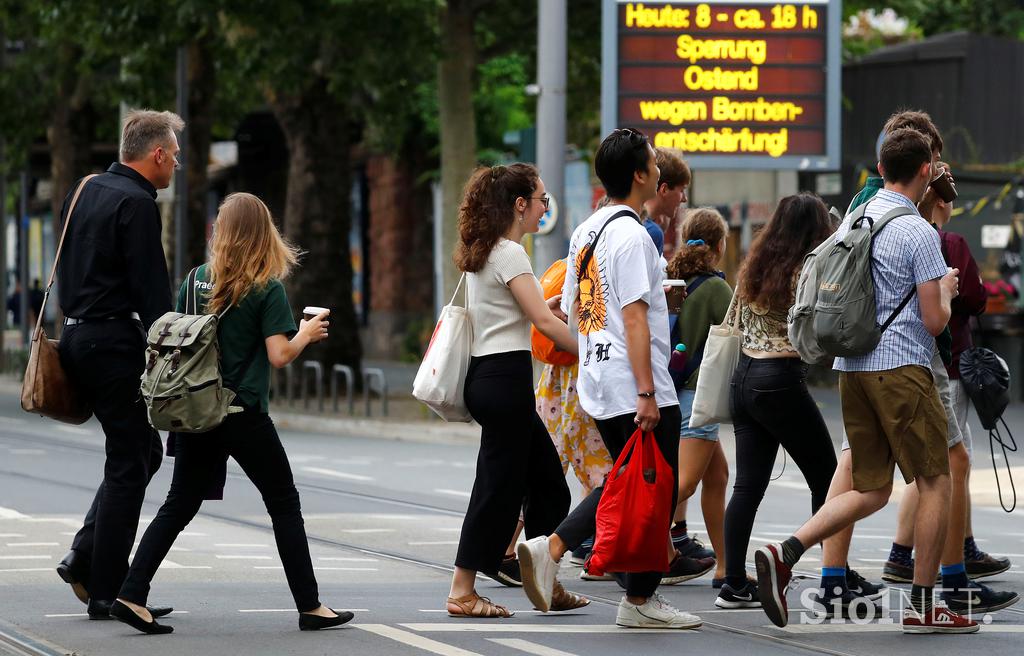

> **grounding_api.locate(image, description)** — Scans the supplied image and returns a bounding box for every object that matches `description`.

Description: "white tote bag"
[689,292,741,428]
[412,274,474,422]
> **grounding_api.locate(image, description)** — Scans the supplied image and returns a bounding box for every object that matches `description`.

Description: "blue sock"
[941,562,969,590]
[820,567,847,596]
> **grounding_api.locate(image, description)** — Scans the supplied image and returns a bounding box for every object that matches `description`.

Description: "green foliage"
[844,1,1024,39]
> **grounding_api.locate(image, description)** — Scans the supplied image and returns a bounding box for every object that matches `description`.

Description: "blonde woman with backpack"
[110,193,350,634]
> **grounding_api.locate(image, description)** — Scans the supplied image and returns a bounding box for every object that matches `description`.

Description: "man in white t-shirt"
[516,128,702,630]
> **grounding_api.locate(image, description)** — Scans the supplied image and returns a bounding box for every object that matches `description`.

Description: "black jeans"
[119,410,320,612]
[59,319,164,602]
[456,352,570,574]
[553,405,682,599]
[725,354,837,584]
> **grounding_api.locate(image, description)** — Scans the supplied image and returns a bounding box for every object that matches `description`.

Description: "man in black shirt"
[55,109,182,620]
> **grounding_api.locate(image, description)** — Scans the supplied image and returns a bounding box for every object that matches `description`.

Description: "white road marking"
[301,466,374,482]
[9,448,46,455]
[0,416,26,424]
[44,611,189,618]
[161,560,212,570]
[855,558,890,563]
[216,555,273,560]
[179,532,207,537]
[358,624,484,656]
[6,542,59,547]
[341,528,395,534]
[214,543,269,548]
[435,528,462,532]
[317,557,379,562]
[0,533,26,538]
[0,555,51,560]
[55,425,94,436]
[489,638,578,656]
[0,568,52,573]
[399,623,695,634]
[408,541,460,546]
[239,608,368,613]
[0,507,29,520]
[252,566,377,571]
[434,489,471,498]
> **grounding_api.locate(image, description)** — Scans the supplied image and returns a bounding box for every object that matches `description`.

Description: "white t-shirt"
[467,238,538,357]
[561,205,678,420]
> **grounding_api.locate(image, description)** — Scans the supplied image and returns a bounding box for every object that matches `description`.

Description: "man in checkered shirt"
[754,128,974,634]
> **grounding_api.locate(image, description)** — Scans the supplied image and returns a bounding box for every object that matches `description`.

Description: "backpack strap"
[577,209,639,279]
[186,266,201,314]
[858,206,919,332]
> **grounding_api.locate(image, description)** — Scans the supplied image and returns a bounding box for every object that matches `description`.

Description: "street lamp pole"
[534,0,567,271]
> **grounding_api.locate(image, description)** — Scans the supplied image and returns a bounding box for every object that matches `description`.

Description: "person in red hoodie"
[933,199,1012,579]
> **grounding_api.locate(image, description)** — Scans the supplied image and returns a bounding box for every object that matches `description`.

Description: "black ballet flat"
[298,608,354,631]
[88,599,173,620]
[109,600,174,635]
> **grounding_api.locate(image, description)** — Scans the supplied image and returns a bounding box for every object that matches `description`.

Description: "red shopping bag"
[588,428,673,573]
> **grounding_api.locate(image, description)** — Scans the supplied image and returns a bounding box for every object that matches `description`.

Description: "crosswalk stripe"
[357,624,483,656]
[489,638,578,656]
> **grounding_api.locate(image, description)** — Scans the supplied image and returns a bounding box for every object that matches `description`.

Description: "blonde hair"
[206,193,301,314]
[120,109,185,162]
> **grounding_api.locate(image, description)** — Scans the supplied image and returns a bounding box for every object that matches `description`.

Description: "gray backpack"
[140,267,246,433]
[788,204,917,361]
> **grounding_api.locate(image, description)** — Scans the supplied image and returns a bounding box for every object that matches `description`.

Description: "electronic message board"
[601,0,841,169]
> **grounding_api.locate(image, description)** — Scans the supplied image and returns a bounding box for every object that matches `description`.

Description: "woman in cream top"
[446,164,580,619]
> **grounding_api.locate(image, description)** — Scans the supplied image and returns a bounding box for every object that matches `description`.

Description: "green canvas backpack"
[141,267,246,433]
[808,204,918,358]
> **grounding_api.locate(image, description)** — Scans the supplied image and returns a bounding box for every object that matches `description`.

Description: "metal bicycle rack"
[331,364,355,415]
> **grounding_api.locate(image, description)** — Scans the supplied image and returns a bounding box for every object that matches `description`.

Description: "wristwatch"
[637,390,656,398]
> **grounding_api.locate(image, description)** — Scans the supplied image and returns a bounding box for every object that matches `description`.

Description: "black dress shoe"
[109,600,173,635]
[88,599,174,620]
[56,550,91,605]
[298,609,354,631]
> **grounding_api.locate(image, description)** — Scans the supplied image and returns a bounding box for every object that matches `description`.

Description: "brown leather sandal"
[548,580,590,611]
[447,592,515,618]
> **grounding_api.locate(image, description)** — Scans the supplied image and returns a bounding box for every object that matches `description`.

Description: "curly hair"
[736,193,833,311]
[454,164,538,273]
[666,207,727,280]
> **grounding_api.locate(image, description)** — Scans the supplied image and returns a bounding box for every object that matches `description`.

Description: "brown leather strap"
[34,174,99,338]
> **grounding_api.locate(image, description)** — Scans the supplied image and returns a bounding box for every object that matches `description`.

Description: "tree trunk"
[268,78,362,377]
[437,0,478,299]
[186,36,216,267]
[47,45,94,229]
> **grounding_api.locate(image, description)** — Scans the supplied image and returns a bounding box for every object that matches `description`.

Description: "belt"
[64,312,141,326]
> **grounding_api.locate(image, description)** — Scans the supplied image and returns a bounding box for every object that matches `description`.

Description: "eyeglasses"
[532,194,550,210]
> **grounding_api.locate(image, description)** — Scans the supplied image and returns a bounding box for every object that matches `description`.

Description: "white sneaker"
[517,536,558,613]
[616,593,703,629]
[579,567,615,581]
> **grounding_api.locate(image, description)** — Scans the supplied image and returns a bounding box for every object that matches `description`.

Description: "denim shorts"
[678,388,719,441]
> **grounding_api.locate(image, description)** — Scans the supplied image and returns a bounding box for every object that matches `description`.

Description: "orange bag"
[531,259,578,366]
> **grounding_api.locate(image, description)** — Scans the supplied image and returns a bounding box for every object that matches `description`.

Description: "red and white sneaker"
[902,602,980,634]
[755,544,793,627]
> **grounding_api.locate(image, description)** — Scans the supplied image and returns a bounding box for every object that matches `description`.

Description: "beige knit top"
[467,239,539,357]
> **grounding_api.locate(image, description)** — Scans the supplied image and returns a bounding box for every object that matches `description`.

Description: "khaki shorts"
[840,365,950,491]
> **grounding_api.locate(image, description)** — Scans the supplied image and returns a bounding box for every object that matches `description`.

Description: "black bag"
[959,347,1017,512]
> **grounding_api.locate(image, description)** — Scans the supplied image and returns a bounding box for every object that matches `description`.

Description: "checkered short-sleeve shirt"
[833,189,948,372]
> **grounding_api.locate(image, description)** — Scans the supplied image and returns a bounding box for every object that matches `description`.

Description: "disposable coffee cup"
[663,279,689,287]
[303,306,329,321]
[929,170,957,203]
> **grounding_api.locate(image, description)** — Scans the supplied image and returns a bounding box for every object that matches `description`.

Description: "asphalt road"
[0,385,1022,656]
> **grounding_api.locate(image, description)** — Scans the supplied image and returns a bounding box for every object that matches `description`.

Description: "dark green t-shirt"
[176,264,297,412]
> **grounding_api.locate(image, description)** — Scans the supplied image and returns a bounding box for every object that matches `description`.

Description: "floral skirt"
[535,363,612,495]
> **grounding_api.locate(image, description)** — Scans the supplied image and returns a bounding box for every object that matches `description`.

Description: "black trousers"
[59,319,164,603]
[119,410,320,612]
[725,354,837,583]
[456,352,571,574]
[553,405,682,599]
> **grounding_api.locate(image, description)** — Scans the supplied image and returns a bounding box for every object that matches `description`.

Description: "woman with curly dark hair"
[717,192,837,609]
[664,207,731,589]
[446,163,582,618]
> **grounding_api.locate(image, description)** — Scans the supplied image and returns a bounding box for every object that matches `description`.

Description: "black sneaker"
[661,551,715,585]
[942,580,1020,615]
[965,551,1012,580]
[675,533,715,560]
[486,555,522,587]
[846,568,886,600]
[809,588,883,620]
[715,581,761,608]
